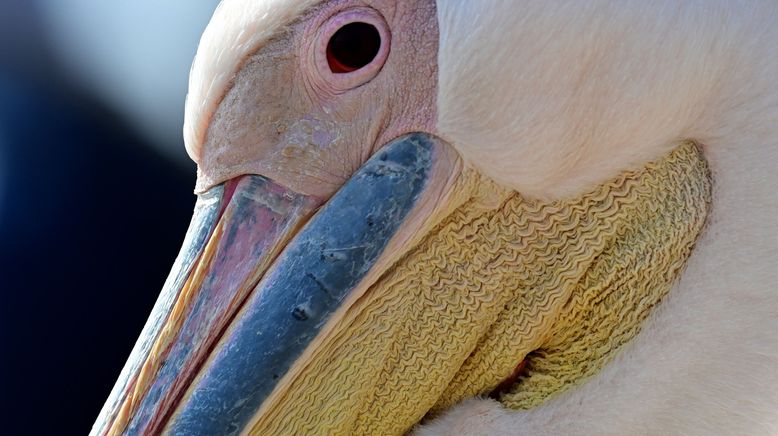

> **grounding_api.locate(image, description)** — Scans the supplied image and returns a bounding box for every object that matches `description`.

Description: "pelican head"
[94,1,778,435]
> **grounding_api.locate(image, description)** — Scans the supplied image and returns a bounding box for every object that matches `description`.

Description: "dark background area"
[0,1,218,434]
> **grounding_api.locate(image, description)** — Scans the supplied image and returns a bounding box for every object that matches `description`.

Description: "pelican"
[93,1,778,434]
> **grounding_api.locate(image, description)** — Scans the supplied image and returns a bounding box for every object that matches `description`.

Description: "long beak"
[92,133,453,435]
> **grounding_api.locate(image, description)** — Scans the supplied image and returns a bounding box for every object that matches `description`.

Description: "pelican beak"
[94,133,453,435]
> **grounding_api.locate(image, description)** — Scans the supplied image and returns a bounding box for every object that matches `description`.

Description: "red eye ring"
[327,52,357,74]
[315,7,390,91]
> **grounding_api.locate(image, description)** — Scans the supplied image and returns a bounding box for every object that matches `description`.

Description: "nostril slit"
[326,22,381,74]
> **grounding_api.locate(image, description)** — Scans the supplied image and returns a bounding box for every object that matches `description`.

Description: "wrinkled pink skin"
[194,0,440,199]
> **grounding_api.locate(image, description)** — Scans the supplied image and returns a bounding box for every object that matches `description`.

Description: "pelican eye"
[326,22,381,74]
[315,8,389,89]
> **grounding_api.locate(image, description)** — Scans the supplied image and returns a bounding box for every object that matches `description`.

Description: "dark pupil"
[326,22,381,73]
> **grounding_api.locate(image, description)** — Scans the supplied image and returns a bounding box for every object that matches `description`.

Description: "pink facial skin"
[193,0,440,199]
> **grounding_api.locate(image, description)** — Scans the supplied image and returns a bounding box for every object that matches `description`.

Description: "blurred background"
[0,1,220,433]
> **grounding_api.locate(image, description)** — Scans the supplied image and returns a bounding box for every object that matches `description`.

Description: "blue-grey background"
[0,1,220,433]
